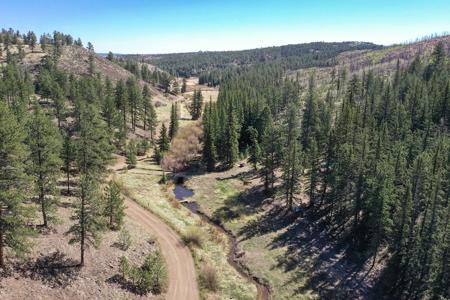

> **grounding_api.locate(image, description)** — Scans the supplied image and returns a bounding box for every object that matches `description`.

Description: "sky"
[2,0,450,54]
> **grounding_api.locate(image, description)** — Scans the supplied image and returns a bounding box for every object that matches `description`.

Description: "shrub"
[182,226,203,248]
[139,251,168,294]
[118,228,132,250]
[119,250,168,295]
[126,140,137,169]
[137,138,151,156]
[199,263,220,292]
[119,256,130,280]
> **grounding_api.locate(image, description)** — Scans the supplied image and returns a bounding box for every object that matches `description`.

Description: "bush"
[119,256,130,280]
[118,228,132,250]
[199,263,220,292]
[139,251,168,294]
[126,140,137,169]
[182,226,203,248]
[137,138,151,156]
[120,250,168,295]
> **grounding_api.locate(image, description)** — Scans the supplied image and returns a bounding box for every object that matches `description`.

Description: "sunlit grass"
[118,159,257,300]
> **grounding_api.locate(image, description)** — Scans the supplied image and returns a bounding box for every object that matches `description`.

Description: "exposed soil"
[112,155,200,300]
[0,184,160,300]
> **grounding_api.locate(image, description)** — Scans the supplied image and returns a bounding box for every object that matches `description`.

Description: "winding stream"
[173,183,271,300]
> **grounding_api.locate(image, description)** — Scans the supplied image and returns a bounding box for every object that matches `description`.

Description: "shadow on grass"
[217,180,375,299]
[212,184,268,225]
[20,251,80,287]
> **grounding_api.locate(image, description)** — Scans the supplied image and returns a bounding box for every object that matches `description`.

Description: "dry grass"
[117,157,257,300]
[199,264,220,292]
[182,226,203,248]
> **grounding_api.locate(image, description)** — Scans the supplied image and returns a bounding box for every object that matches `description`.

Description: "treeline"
[202,43,450,298]
[139,41,381,78]
[0,27,83,51]
[106,53,180,95]
[0,39,158,269]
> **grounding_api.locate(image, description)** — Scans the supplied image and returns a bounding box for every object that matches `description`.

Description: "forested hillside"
[198,40,450,298]
[128,41,381,78]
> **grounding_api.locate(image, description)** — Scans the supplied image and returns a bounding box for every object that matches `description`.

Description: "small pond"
[173,185,194,201]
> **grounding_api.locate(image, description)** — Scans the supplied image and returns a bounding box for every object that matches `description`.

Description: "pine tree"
[261,113,281,194]
[104,181,125,230]
[115,79,128,133]
[158,123,170,153]
[0,103,33,268]
[247,126,261,169]
[29,31,37,52]
[189,90,203,120]
[86,42,95,75]
[27,106,62,227]
[224,102,239,166]
[301,75,319,151]
[142,85,157,136]
[61,130,75,195]
[66,174,105,266]
[126,77,142,132]
[181,77,187,93]
[126,140,137,169]
[102,78,118,131]
[106,51,114,61]
[76,104,112,176]
[169,103,179,140]
[282,103,303,211]
[202,102,217,171]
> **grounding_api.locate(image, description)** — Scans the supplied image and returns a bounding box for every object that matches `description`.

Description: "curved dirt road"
[111,156,199,300]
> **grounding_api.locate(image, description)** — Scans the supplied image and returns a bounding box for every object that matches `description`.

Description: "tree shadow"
[212,185,269,224]
[230,184,376,299]
[20,251,80,287]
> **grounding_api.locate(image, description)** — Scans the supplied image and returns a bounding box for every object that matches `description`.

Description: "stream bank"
[173,178,271,300]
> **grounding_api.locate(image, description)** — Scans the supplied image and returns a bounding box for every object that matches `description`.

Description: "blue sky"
[3,0,450,54]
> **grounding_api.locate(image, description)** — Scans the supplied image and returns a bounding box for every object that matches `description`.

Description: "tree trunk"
[67,169,70,194]
[41,190,47,227]
[80,187,86,267]
[38,149,47,227]
[0,207,4,268]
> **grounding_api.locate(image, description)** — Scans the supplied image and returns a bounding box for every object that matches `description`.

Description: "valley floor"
[184,163,382,299]
[118,155,257,300]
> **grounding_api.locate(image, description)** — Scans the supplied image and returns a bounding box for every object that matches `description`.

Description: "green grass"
[117,159,257,300]
[188,170,317,300]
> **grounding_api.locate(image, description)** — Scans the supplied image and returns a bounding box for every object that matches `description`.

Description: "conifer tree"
[142,85,157,134]
[202,102,217,171]
[126,77,142,132]
[104,181,125,230]
[0,103,32,268]
[115,79,128,133]
[61,131,75,195]
[301,76,319,151]
[76,104,112,176]
[66,174,105,266]
[27,107,62,227]
[158,123,170,153]
[224,102,239,166]
[261,113,281,193]
[169,103,179,140]
[106,51,114,61]
[189,90,203,120]
[282,103,303,210]
[247,126,261,169]
[126,140,137,169]
[181,77,187,93]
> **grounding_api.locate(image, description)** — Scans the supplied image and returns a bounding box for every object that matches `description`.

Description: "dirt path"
[110,156,200,300]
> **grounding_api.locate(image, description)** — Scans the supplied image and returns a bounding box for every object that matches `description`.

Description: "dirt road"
[111,156,200,300]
